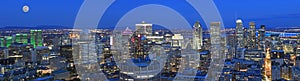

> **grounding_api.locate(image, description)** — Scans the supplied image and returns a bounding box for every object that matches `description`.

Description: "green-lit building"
[0,37,4,47]
[0,36,13,47]
[30,30,43,48]
[15,34,29,44]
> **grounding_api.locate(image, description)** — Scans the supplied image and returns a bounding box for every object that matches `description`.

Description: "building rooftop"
[122,27,133,35]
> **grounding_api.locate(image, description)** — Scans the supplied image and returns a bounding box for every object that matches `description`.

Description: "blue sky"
[0,0,300,29]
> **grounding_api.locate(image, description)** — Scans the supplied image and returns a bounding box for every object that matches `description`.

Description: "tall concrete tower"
[206,22,224,81]
[135,21,153,36]
[30,30,43,48]
[192,21,203,50]
[258,25,266,50]
[235,19,244,48]
[248,22,257,49]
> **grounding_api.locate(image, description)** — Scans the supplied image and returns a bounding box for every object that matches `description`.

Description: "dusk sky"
[1,0,300,29]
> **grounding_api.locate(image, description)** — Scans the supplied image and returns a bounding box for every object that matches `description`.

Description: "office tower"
[0,37,4,47]
[272,65,281,80]
[244,50,264,61]
[122,27,133,47]
[15,34,28,44]
[6,36,13,47]
[30,30,43,48]
[243,28,248,48]
[281,63,292,80]
[206,22,224,81]
[60,45,76,62]
[235,19,244,48]
[298,34,300,43]
[192,21,203,50]
[292,67,300,80]
[236,48,246,59]
[0,47,8,59]
[258,25,266,50]
[9,43,29,62]
[296,46,300,66]
[172,34,183,47]
[265,48,272,78]
[0,36,13,47]
[130,32,149,58]
[226,34,236,59]
[248,22,256,49]
[135,21,153,35]
[117,27,133,60]
[35,46,50,64]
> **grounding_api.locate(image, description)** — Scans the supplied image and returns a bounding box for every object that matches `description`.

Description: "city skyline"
[0,20,299,81]
[0,0,300,81]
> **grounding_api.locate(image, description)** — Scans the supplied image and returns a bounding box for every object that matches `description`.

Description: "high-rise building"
[245,49,264,61]
[292,67,300,80]
[295,46,300,66]
[130,32,149,58]
[0,37,4,47]
[207,22,223,81]
[30,30,43,48]
[0,47,8,59]
[281,63,292,80]
[265,48,272,78]
[298,34,300,43]
[192,21,203,50]
[226,34,236,59]
[258,25,266,50]
[0,36,12,47]
[248,22,256,49]
[272,65,281,80]
[172,34,183,47]
[35,46,50,64]
[135,21,153,36]
[243,28,248,48]
[235,19,244,48]
[15,34,28,44]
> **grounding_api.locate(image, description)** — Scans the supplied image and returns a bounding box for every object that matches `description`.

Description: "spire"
[122,27,133,35]
[193,21,201,28]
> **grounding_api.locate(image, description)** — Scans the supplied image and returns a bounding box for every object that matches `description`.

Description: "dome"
[236,19,243,23]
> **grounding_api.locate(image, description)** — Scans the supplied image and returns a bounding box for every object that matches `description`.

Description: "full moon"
[23,5,29,13]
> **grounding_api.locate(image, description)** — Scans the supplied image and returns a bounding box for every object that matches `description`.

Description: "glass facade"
[15,34,28,44]
[30,30,43,48]
[0,36,13,47]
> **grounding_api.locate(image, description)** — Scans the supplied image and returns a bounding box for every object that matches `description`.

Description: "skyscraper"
[258,25,266,50]
[248,22,256,49]
[207,22,223,81]
[243,28,248,48]
[135,21,152,36]
[0,36,13,47]
[193,21,203,50]
[30,30,43,48]
[172,34,183,47]
[235,19,244,48]
[296,44,300,66]
[15,34,28,44]
[297,34,300,50]
[0,37,4,47]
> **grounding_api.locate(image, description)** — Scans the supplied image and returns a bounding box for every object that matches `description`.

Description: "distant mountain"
[0,25,73,29]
